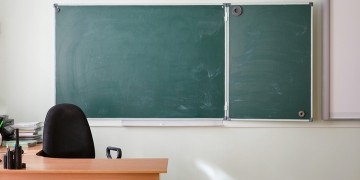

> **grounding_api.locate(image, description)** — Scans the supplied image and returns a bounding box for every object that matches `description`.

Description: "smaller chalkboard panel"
[229,4,312,120]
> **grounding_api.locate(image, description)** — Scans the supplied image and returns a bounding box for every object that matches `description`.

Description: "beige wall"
[2,0,360,179]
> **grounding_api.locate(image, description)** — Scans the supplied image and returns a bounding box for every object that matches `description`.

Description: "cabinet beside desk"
[0,144,168,180]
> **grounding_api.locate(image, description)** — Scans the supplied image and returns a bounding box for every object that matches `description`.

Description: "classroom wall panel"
[326,0,360,119]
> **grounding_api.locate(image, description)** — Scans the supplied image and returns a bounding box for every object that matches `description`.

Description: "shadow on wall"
[196,159,234,180]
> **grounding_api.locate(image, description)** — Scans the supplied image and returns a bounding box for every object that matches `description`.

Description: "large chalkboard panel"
[56,6,225,118]
[229,4,312,120]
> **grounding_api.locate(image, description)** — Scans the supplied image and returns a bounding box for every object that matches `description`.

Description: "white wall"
[0,0,54,118]
[2,0,360,179]
[0,1,5,113]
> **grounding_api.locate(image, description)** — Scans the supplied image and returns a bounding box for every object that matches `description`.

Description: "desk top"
[0,144,168,174]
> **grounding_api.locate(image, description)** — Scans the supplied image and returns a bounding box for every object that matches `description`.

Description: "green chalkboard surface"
[229,4,312,119]
[56,6,225,118]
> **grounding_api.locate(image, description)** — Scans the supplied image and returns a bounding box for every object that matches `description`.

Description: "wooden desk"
[0,145,168,180]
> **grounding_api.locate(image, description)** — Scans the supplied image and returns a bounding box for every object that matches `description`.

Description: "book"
[18,134,42,139]
[11,121,43,130]
[1,139,38,147]
[18,127,42,133]
[19,132,39,136]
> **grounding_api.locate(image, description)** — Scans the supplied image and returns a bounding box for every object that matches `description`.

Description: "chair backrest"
[37,103,95,158]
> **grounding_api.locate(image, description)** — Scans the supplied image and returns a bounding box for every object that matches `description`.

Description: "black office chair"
[37,104,122,159]
[37,103,96,158]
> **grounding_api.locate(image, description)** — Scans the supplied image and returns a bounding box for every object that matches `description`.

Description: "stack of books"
[2,121,43,147]
[12,121,43,141]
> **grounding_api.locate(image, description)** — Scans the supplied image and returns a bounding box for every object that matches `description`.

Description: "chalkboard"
[56,6,225,118]
[229,4,312,120]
